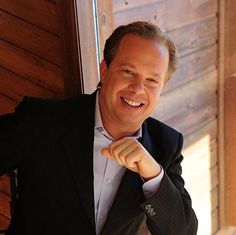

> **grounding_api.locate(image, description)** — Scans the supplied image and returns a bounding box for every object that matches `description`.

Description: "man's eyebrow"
[119,63,136,69]
[119,63,161,78]
[151,72,161,78]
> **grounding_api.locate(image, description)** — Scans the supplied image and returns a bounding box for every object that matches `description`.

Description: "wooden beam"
[56,0,83,97]
[218,0,226,229]
[97,0,114,61]
[222,0,236,227]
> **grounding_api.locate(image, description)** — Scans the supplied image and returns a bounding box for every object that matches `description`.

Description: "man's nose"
[128,78,145,94]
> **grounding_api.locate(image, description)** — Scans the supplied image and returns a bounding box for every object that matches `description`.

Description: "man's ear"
[100,59,108,83]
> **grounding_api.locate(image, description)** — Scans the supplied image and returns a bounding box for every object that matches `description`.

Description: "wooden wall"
[111,0,218,234]
[223,0,236,228]
[0,0,65,114]
[0,0,65,230]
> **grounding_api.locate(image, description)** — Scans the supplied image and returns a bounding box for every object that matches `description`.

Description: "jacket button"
[145,204,156,216]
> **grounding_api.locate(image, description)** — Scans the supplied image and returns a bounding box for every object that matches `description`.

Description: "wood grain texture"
[0,192,11,218]
[0,39,64,94]
[114,0,217,32]
[0,175,10,196]
[0,67,59,101]
[164,44,217,93]
[0,214,10,230]
[0,10,62,66]
[156,70,217,121]
[224,0,236,226]
[0,0,58,34]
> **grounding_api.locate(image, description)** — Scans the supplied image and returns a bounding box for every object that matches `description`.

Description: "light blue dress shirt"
[93,94,164,234]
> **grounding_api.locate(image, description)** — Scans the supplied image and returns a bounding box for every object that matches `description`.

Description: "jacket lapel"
[61,92,97,227]
[101,120,161,234]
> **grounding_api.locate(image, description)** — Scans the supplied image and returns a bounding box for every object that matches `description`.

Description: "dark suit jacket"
[0,91,197,235]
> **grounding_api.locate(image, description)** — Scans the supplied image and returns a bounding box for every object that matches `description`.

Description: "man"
[0,21,197,234]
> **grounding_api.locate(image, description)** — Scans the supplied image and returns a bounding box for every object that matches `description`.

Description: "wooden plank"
[56,0,83,97]
[168,16,217,57]
[184,119,217,149]
[164,44,217,93]
[113,0,163,13]
[0,10,62,66]
[212,186,219,212]
[0,67,59,101]
[0,192,10,218]
[183,167,219,235]
[182,136,217,170]
[167,96,217,136]
[155,70,217,122]
[183,147,218,191]
[97,0,114,61]
[186,185,218,214]
[0,0,58,34]
[0,93,16,115]
[0,214,10,230]
[0,39,64,95]
[218,0,226,229]
[224,0,236,227]
[0,175,10,196]
[212,208,219,234]
[114,0,218,32]
[217,227,236,235]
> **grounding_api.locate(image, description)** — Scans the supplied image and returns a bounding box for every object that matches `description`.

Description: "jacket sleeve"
[0,97,30,176]
[140,132,198,235]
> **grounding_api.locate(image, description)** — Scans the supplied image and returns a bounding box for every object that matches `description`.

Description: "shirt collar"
[95,93,142,141]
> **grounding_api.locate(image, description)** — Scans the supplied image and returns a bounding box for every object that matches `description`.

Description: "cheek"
[147,89,161,106]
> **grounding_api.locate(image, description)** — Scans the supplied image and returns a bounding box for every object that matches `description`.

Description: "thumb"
[101,148,113,159]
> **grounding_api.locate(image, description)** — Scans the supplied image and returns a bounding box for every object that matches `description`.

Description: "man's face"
[99,34,169,133]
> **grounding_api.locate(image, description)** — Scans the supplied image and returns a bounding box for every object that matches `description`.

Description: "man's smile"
[121,97,144,107]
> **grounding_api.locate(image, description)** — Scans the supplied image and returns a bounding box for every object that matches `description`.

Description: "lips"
[122,97,144,107]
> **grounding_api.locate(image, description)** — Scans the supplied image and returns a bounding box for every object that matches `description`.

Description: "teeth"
[123,98,141,107]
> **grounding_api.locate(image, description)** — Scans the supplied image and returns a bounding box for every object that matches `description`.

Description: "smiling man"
[0,21,197,235]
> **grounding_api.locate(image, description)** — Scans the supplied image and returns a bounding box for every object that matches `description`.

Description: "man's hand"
[101,137,161,181]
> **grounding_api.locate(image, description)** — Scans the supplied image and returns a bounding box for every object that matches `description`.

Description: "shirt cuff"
[142,166,164,199]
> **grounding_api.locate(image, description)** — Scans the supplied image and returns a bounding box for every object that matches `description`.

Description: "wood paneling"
[0,175,10,196]
[113,0,217,31]
[0,39,63,95]
[0,214,10,231]
[0,93,17,114]
[0,67,58,102]
[164,45,217,93]
[110,0,219,234]
[0,0,69,230]
[223,0,236,226]
[0,0,58,34]
[156,70,217,121]
[56,0,83,97]
[168,16,217,57]
[0,9,62,66]
[0,192,10,217]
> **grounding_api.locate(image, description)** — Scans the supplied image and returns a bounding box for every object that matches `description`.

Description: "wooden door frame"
[218,0,236,230]
[56,0,84,97]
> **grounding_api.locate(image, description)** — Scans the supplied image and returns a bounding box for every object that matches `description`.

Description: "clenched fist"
[101,137,161,181]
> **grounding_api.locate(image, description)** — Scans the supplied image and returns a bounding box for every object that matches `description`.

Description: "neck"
[104,123,140,140]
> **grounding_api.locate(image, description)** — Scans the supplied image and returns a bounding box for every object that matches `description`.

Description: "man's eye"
[125,70,134,75]
[121,69,135,77]
[146,78,159,86]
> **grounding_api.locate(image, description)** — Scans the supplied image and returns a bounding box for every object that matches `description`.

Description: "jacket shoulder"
[142,117,183,164]
[144,117,182,139]
[14,93,93,118]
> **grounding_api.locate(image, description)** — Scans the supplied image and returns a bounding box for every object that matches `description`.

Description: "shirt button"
[106,178,111,184]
